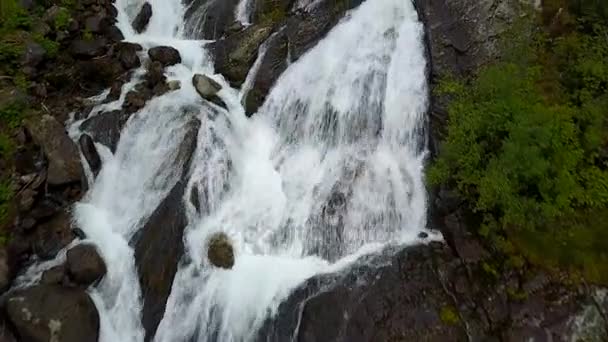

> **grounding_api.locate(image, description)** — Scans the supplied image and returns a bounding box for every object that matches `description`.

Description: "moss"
[34,34,59,58]
[0,179,13,229]
[0,100,26,128]
[439,306,460,325]
[53,7,71,31]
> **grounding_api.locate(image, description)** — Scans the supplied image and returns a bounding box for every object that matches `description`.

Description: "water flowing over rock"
[183,0,241,39]
[5,285,99,342]
[133,119,201,341]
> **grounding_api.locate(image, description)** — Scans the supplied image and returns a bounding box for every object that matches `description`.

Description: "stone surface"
[206,232,234,269]
[117,42,142,70]
[70,38,109,59]
[148,46,181,66]
[26,115,83,186]
[32,210,74,260]
[22,42,46,67]
[0,248,10,292]
[133,119,201,341]
[79,110,131,152]
[40,265,66,285]
[192,74,225,108]
[213,24,274,86]
[5,285,99,342]
[132,2,153,33]
[79,133,102,177]
[66,244,107,287]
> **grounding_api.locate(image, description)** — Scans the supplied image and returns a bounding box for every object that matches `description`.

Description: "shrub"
[429,13,608,283]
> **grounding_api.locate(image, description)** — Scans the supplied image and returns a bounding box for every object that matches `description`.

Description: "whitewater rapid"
[59,0,433,341]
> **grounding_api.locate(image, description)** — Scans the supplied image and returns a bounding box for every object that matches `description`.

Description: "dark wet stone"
[132,2,153,33]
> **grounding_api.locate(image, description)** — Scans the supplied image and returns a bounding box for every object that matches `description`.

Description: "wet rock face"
[79,133,102,177]
[117,42,143,70]
[183,0,241,40]
[79,110,131,153]
[26,115,83,186]
[133,119,201,342]
[257,243,602,342]
[5,285,99,342]
[148,46,182,67]
[66,244,107,287]
[207,232,235,269]
[132,2,153,33]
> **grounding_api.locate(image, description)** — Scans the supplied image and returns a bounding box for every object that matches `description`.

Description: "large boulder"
[70,38,109,59]
[5,285,99,342]
[133,118,201,341]
[148,46,181,67]
[26,115,83,186]
[66,244,107,287]
[213,24,274,86]
[21,41,46,67]
[192,74,226,108]
[206,232,234,269]
[132,2,153,33]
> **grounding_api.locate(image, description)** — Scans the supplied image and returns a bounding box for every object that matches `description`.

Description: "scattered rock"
[22,42,46,67]
[125,89,149,112]
[66,244,106,287]
[132,2,153,33]
[206,232,234,269]
[84,14,107,33]
[32,210,74,260]
[79,134,102,177]
[117,42,143,70]
[192,74,226,108]
[26,115,83,186]
[145,61,166,87]
[40,265,66,285]
[167,80,181,91]
[70,38,109,59]
[17,188,37,213]
[148,46,181,66]
[6,285,99,342]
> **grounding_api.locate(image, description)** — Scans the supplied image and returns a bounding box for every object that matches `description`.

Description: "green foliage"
[439,306,460,325]
[0,0,31,31]
[0,133,12,157]
[430,9,608,283]
[34,34,59,58]
[53,7,71,31]
[0,100,26,128]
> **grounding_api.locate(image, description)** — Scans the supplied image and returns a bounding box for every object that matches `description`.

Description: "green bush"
[53,7,71,31]
[429,14,608,282]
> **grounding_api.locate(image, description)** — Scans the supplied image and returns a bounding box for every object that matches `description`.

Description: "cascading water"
[37,0,434,340]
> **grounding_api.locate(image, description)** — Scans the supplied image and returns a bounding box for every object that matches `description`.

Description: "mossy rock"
[206,232,235,269]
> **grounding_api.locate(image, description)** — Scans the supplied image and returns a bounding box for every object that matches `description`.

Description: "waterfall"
[64,0,433,340]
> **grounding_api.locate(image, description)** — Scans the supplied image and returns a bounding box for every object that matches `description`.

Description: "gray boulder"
[26,115,83,186]
[192,74,226,108]
[22,42,46,67]
[70,38,109,59]
[5,285,99,342]
[79,133,102,177]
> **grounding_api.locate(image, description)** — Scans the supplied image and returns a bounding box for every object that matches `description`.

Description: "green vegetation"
[439,306,460,325]
[429,1,608,283]
[53,7,71,31]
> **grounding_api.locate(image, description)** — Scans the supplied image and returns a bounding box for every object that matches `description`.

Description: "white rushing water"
[62,0,432,341]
